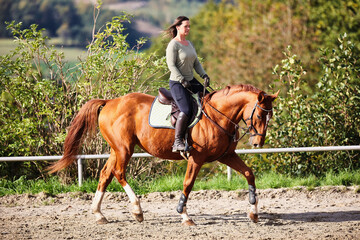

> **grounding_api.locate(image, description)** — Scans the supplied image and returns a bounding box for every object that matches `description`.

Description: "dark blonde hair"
[166,16,189,38]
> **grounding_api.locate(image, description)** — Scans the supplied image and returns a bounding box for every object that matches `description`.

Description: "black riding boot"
[172,112,189,152]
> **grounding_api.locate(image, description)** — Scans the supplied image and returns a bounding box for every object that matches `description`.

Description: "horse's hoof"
[132,213,144,222]
[248,212,259,223]
[182,219,196,226]
[96,217,109,225]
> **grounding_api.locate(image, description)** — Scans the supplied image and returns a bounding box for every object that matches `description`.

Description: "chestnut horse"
[49,84,279,225]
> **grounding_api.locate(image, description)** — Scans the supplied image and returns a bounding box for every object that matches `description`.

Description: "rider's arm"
[166,40,184,82]
[189,41,207,78]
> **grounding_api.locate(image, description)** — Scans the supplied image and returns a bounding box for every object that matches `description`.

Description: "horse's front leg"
[177,157,202,226]
[219,152,259,223]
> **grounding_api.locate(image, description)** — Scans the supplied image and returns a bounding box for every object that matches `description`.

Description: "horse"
[48,84,279,225]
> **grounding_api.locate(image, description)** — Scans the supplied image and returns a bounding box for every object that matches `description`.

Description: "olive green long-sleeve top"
[166,39,206,82]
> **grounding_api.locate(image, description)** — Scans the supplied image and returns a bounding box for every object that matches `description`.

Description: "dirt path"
[1,186,359,239]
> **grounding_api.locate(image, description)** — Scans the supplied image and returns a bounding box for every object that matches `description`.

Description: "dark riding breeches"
[169,78,206,118]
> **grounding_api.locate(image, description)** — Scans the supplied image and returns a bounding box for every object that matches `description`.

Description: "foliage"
[260,34,360,176]
[309,0,360,50]
[0,22,77,177]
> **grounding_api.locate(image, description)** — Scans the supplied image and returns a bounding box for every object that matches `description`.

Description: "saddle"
[157,87,200,127]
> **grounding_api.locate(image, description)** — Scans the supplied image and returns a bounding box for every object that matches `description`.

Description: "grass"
[1,170,359,196]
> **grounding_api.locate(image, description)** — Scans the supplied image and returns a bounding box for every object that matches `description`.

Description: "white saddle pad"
[148,94,202,129]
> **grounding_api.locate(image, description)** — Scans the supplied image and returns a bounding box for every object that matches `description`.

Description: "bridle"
[202,99,273,143]
[243,101,273,138]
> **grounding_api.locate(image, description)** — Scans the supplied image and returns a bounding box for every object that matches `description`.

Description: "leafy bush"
[0,22,77,178]
[251,34,360,176]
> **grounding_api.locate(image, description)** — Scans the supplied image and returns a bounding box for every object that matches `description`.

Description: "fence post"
[227,166,232,181]
[77,158,83,187]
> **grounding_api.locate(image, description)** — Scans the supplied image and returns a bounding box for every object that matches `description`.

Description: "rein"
[202,98,273,142]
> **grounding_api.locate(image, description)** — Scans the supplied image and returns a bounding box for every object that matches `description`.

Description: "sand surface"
[1,186,359,239]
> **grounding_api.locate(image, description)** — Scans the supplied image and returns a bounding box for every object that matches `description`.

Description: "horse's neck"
[206,92,249,128]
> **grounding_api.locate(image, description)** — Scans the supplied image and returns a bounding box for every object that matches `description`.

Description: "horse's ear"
[223,86,231,95]
[257,91,266,103]
[269,90,280,102]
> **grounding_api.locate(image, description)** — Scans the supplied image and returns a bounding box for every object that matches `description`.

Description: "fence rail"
[1,145,359,186]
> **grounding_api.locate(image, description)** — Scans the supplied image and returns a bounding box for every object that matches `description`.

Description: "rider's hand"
[179,79,190,88]
[203,74,210,88]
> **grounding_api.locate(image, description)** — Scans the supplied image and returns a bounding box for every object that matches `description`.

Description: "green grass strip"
[1,170,359,196]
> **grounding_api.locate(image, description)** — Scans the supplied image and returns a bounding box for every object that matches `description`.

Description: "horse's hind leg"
[91,149,116,224]
[112,146,144,222]
[219,153,259,223]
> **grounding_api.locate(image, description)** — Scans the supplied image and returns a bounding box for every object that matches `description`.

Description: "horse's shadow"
[107,211,360,226]
[178,210,360,226]
[262,210,360,224]
[195,213,248,225]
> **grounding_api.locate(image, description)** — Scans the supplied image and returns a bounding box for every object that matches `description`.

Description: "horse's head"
[242,90,279,147]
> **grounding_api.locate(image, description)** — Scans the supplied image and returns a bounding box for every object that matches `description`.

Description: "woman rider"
[166,16,210,152]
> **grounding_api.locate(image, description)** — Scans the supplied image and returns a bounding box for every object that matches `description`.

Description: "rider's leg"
[172,111,189,152]
[169,80,192,152]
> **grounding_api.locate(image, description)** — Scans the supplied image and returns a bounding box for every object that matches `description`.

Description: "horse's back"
[100,92,153,118]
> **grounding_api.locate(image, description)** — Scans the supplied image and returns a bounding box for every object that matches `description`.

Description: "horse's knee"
[243,169,256,187]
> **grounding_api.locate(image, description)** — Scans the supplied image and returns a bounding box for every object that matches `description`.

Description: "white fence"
[1,145,359,186]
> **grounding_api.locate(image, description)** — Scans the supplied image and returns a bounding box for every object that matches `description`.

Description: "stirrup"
[180,151,190,160]
[175,134,192,160]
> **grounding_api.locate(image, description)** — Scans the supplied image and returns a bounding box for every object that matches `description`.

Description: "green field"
[0,38,86,62]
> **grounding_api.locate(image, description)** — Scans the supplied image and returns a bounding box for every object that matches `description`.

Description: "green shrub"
[251,34,360,176]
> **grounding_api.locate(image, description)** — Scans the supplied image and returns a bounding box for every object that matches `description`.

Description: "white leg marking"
[91,191,106,221]
[123,183,142,215]
[248,196,259,223]
[180,206,191,223]
[250,198,258,215]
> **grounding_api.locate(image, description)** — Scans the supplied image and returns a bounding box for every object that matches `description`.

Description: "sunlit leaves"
[264,34,360,176]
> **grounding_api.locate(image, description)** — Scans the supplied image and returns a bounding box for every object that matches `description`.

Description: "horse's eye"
[257,114,261,119]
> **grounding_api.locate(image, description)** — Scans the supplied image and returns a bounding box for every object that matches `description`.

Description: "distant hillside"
[91,0,211,38]
[0,0,212,49]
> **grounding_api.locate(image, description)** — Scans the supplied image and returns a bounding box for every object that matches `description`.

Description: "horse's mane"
[205,84,262,101]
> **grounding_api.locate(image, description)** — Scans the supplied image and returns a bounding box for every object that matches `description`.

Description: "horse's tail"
[47,99,108,174]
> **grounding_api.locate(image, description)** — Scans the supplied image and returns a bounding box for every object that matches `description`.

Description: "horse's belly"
[136,127,183,160]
